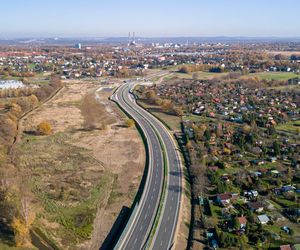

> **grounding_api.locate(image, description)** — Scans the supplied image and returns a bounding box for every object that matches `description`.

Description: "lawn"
[137,100,182,131]
[210,203,222,218]
[244,72,299,81]
[276,120,300,135]
[183,114,216,123]
[151,111,181,131]
[264,220,299,248]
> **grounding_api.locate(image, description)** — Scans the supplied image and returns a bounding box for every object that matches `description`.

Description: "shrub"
[37,121,52,135]
[125,119,135,128]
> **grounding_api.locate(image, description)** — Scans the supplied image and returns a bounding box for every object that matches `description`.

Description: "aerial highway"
[111,79,182,250]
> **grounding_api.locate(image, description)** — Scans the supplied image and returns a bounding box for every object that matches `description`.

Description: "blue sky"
[1,0,300,37]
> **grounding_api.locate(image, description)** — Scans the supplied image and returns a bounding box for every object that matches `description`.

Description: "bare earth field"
[16,80,145,249]
[268,51,300,56]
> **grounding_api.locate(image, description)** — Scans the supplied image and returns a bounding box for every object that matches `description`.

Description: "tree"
[233,217,241,230]
[267,125,276,136]
[216,123,223,137]
[204,129,211,141]
[273,141,281,156]
[242,124,251,134]
[239,234,249,246]
[11,217,30,247]
[125,119,135,128]
[161,100,174,113]
[37,121,52,135]
[145,90,157,101]
[178,66,190,74]
[0,117,18,144]
[173,107,183,117]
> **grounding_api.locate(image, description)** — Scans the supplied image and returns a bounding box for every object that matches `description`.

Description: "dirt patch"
[268,51,300,56]
[16,80,145,249]
[22,83,96,133]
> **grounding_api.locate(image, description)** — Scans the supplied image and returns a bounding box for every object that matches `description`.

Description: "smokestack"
[133,32,135,43]
[128,32,131,45]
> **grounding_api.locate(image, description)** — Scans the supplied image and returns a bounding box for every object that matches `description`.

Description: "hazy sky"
[1,0,300,38]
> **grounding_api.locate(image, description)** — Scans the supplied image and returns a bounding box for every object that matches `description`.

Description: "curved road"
[112,80,182,250]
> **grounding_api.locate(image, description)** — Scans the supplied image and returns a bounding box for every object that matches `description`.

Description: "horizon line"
[1,35,300,39]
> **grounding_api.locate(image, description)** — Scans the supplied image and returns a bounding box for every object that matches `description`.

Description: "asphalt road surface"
[112,80,181,250]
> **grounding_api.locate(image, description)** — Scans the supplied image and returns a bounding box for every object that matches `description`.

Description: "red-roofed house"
[217,193,232,207]
[237,216,247,229]
[280,245,291,250]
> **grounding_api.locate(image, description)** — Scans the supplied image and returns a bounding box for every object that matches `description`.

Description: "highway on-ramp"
[111,79,182,250]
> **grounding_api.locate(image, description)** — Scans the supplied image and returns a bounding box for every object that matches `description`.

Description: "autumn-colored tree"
[125,119,135,128]
[11,217,30,247]
[242,124,251,134]
[145,90,157,100]
[37,121,52,135]
[178,66,190,74]
[0,117,18,144]
[173,107,183,117]
[162,100,174,113]
[8,103,22,115]
[216,123,223,137]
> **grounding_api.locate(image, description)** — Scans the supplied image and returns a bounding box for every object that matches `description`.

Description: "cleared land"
[15,81,145,249]
[243,72,299,81]
[268,51,300,56]
[172,71,229,80]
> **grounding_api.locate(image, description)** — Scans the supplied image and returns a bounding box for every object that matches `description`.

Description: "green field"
[245,72,299,81]
[276,120,300,135]
[151,111,181,131]
[183,114,216,123]
[137,100,181,131]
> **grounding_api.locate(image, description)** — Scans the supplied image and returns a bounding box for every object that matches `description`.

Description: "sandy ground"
[19,80,145,249]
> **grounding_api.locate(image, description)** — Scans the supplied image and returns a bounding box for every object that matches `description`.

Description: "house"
[208,166,219,172]
[217,193,232,207]
[280,245,292,250]
[270,169,280,176]
[244,190,258,200]
[281,185,296,193]
[253,159,265,165]
[237,216,247,229]
[269,157,277,163]
[247,202,264,213]
[257,214,270,224]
